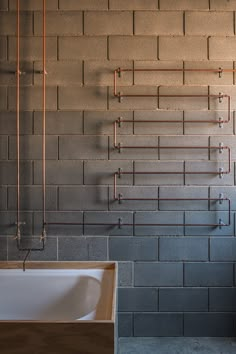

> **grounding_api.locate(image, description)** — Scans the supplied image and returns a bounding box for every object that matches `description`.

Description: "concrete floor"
[119,337,236,354]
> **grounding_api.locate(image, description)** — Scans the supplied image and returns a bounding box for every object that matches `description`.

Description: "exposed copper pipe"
[16,0,20,239]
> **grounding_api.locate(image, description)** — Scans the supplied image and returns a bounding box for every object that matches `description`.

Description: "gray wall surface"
[0,0,236,336]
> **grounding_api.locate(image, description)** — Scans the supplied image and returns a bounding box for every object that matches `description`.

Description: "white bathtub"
[0,262,117,354]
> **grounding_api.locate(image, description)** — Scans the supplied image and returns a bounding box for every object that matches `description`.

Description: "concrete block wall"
[0,0,236,336]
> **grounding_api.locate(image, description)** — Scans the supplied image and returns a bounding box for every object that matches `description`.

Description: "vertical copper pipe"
[16,0,20,238]
[42,0,46,239]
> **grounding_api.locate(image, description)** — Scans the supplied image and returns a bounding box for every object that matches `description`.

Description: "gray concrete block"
[110,0,158,10]
[184,313,235,337]
[59,87,107,110]
[0,111,33,134]
[135,11,183,35]
[211,0,236,10]
[210,187,236,211]
[0,61,33,86]
[9,37,57,61]
[209,37,236,60]
[118,262,133,287]
[0,38,6,61]
[34,61,83,86]
[87,237,108,261]
[59,0,108,10]
[84,211,133,236]
[118,313,133,337]
[0,187,7,210]
[109,237,158,261]
[185,211,234,236]
[0,0,8,10]
[185,61,233,85]
[134,161,184,186]
[59,37,107,60]
[59,136,108,160]
[0,87,7,109]
[210,85,236,110]
[184,111,234,135]
[160,0,209,10]
[34,161,83,185]
[85,11,133,35]
[184,263,233,287]
[0,12,32,35]
[134,110,184,135]
[85,160,133,186]
[134,313,183,337]
[58,237,88,261]
[9,136,58,160]
[34,111,83,135]
[59,186,108,211]
[209,288,236,311]
[159,186,208,211]
[0,237,7,261]
[210,136,236,161]
[134,262,183,287]
[0,136,8,159]
[8,186,57,211]
[0,212,33,236]
[159,288,208,312]
[0,161,32,185]
[109,36,157,60]
[134,212,184,236]
[210,237,236,261]
[9,0,58,10]
[34,211,83,236]
[109,186,158,211]
[159,237,208,261]
[8,86,57,110]
[118,288,158,312]
[34,12,83,35]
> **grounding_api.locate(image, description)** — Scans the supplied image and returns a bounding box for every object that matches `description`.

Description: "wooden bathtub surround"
[0,262,117,354]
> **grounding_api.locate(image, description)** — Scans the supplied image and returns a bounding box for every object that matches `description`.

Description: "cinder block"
[9,136,58,160]
[9,0,58,10]
[59,136,108,160]
[110,136,159,160]
[159,36,207,60]
[85,11,133,35]
[59,0,108,10]
[118,313,133,337]
[135,262,183,287]
[84,60,133,87]
[59,37,107,60]
[134,211,184,236]
[0,0,8,10]
[210,86,236,110]
[134,61,183,86]
[8,87,57,110]
[0,212,32,236]
[134,110,184,135]
[210,0,236,10]
[185,61,233,85]
[119,288,158,312]
[0,37,6,60]
[184,263,234,286]
[160,237,208,261]
[210,136,236,161]
[185,12,234,36]
[34,211,83,236]
[118,262,133,286]
[109,237,158,261]
[34,12,83,36]
[0,187,7,210]
[0,12,33,35]
[209,38,236,60]
[110,0,158,10]
[210,237,236,261]
[0,161,32,185]
[84,111,133,135]
[8,186,57,211]
[109,86,158,110]
[0,88,7,110]
[59,186,108,211]
[159,186,208,211]
[135,11,183,35]
[58,237,88,261]
[9,37,57,60]
[87,237,108,261]
[210,186,236,211]
[84,211,133,236]
[0,238,7,261]
[159,288,208,312]
[184,313,235,337]
[59,87,107,110]
[159,86,208,110]
[84,160,133,185]
[159,135,209,160]
[185,161,234,186]
[34,61,83,86]
[185,211,234,236]
[209,288,236,311]
[34,161,83,185]
[160,0,209,10]
[134,313,183,337]
[0,136,8,159]
[0,62,33,86]
[34,111,83,135]
[109,36,157,60]
[109,186,158,211]
[134,161,184,185]
[184,111,234,135]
